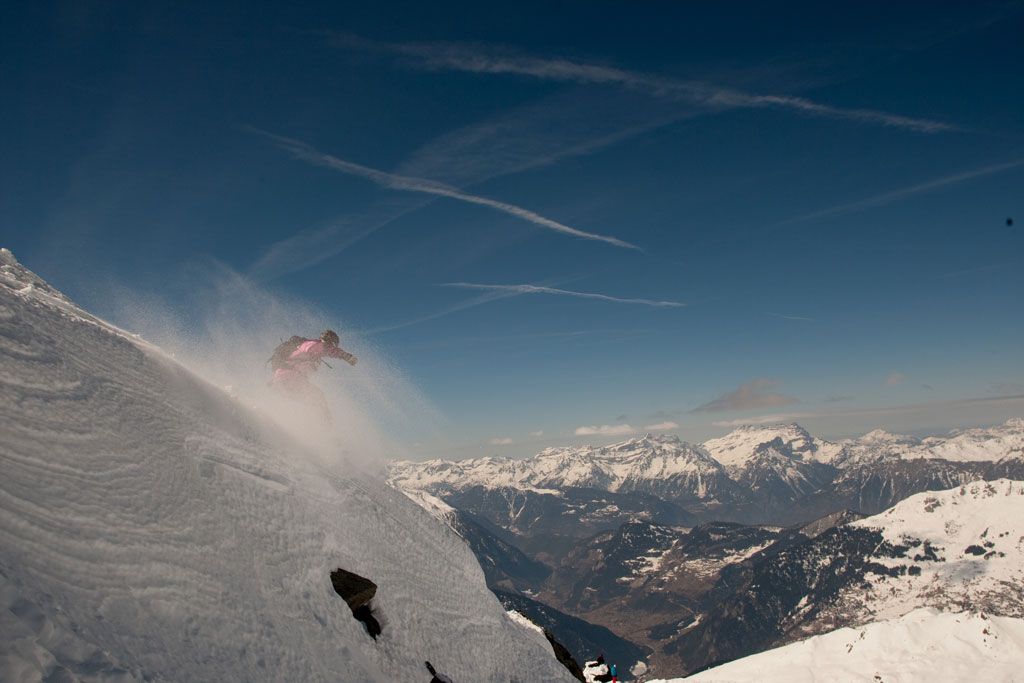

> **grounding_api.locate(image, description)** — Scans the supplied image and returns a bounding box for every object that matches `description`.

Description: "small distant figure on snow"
[583,654,615,682]
[268,329,357,423]
[425,660,454,683]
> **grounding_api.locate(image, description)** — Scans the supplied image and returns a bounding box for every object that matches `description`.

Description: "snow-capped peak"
[859,428,915,443]
[701,422,841,471]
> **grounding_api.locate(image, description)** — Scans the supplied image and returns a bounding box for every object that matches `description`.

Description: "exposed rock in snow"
[0,249,575,682]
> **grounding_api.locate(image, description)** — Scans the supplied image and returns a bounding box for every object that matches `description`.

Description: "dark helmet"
[320,329,340,346]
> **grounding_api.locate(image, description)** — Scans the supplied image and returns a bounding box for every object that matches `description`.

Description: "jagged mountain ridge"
[391,434,739,505]
[389,419,1024,527]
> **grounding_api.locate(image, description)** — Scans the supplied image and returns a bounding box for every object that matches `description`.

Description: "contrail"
[782,158,1024,225]
[249,127,640,250]
[330,36,956,134]
[441,282,686,307]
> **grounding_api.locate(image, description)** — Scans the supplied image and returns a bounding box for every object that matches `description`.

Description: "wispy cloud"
[441,282,685,307]
[332,35,955,134]
[692,378,798,413]
[824,394,854,403]
[489,437,513,446]
[250,88,694,279]
[768,312,813,321]
[713,393,1024,428]
[249,199,423,281]
[363,286,524,335]
[781,158,1024,226]
[249,127,639,250]
[644,421,680,431]
[885,372,907,387]
[575,424,636,436]
[529,430,544,437]
[713,413,813,427]
[989,382,1024,396]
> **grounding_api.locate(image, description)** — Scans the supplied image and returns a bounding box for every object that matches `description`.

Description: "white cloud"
[489,437,513,446]
[644,421,679,431]
[575,424,635,436]
[442,282,685,308]
[886,372,907,387]
[249,128,638,250]
[529,430,544,437]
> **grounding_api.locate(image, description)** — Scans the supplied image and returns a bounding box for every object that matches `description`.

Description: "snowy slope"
[0,249,575,683]
[654,608,1024,682]
[841,479,1024,620]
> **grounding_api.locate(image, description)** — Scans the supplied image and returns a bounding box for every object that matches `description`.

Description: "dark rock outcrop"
[331,568,382,639]
[543,629,585,682]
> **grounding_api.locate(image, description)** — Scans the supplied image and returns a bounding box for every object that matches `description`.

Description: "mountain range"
[389,422,1024,678]
[390,419,1024,534]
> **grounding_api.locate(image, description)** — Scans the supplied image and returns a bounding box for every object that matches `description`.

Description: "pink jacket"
[272,340,357,384]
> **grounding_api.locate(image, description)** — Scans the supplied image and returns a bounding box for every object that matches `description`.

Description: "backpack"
[268,336,310,371]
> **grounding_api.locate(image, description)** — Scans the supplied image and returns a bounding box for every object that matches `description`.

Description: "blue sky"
[3,1,1023,458]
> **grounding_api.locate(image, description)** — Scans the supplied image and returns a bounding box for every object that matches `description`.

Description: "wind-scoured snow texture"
[389,434,734,503]
[843,479,1024,620]
[657,608,1024,683]
[0,249,575,683]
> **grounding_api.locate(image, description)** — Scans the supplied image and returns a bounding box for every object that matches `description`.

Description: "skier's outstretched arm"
[325,345,358,366]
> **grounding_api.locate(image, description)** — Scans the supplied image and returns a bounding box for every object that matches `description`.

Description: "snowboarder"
[269,329,357,422]
[425,660,453,683]
[582,655,614,683]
